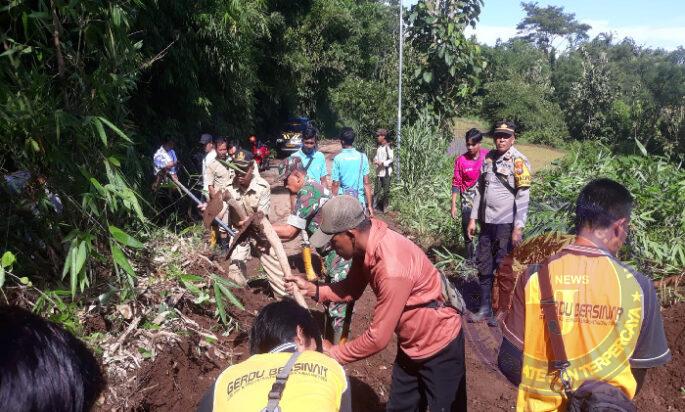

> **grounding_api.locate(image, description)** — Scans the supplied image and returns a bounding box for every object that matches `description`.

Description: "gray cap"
[310,195,366,248]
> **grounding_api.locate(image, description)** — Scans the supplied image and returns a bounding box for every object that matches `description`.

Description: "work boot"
[469,277,497,327]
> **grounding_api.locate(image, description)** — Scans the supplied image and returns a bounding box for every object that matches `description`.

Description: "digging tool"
[300,230,319,282]
[220,190,309,309]
[169,179,236,237]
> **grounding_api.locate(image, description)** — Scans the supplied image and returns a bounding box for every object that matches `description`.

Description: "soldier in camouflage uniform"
[273,157,353,344]
[467,120,532,326]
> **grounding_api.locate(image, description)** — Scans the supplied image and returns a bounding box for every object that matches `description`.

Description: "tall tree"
[516,2,591,56]
[407,0,485,125]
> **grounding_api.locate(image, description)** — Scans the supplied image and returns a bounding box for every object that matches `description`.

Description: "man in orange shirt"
[286,195,466,411]
[497,179,671,411]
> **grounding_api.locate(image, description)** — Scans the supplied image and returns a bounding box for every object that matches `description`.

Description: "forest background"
[1,0,684,326]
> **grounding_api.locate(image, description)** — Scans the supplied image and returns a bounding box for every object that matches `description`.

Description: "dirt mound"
[634,302,685,410]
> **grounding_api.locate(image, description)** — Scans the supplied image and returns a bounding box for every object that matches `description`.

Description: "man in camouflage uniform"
[219,149,289,299]
[467,120,532,326]
[273,157,353,344]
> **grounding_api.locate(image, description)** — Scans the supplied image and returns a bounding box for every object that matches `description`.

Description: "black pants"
[475,223,513,311]
[386,330,467,412]
[374,175,391,212]
[460,205,474,260]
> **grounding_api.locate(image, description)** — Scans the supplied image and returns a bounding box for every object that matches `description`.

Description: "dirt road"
[103,141,684,411]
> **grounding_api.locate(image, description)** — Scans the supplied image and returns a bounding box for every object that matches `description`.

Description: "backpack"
[404,270,466,315]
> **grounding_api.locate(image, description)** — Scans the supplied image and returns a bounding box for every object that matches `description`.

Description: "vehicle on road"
[276,117,311,156]
[248,135,272,171]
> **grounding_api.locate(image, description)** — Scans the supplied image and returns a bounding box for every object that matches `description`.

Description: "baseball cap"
[310,195,366,248]
[278,156,304,180]
[199,133,213,144]
[376,128,388,137]
[232,149,254,170]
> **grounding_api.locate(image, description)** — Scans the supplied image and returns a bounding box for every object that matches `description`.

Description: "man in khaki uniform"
[223,149,288,298]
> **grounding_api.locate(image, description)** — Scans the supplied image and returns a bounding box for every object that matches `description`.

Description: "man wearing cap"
[285,196,467,411]
[199,133,216,199]
[273,157,352,343]
[331,127,374,217]
[221,149,290,297]
[372,128,394,213]
[467,120,532,326]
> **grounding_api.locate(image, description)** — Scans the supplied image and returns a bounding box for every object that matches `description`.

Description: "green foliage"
[516,2,591,55]
[566,47,616,141]
[1,0,147,297]
[528,142,685,278]
[391,115,459,245]
[482,79,567,135]
[406,0,486,125]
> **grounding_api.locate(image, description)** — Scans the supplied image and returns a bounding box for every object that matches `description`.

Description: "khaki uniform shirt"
[470,146,532,228]
[204,159,235,193]
[227,174,271,223]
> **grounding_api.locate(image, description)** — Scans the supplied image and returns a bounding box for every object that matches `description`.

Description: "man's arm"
[316,153,329,186]
[382,147,394,167]
[273,223,299,241]
[629,274,672,384]
[331,158,340,196]
[497,264,528,383]
[363,175,374,216]
[319,260,368,303]
[328,276,411,364]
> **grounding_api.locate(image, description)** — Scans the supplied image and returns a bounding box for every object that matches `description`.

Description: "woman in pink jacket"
[451,128,489,260]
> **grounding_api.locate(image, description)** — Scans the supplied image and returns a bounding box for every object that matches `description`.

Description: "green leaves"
[62,238,90,298]
[212,274,244,324]
[109,225,144,249]
[0,251,17,289]
[111,242,136,289]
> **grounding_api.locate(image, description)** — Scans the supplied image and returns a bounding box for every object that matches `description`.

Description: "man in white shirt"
[200,133,216,199]
[152,137,179,190]
[372,128,393,213]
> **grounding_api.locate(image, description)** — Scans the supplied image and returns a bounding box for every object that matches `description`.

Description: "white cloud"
[584,19,685,50]
[465,20,685,50]
[464,25,518,46]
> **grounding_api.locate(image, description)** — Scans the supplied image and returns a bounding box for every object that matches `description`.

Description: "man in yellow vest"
[197,300,351,412]
[497,178,671,411]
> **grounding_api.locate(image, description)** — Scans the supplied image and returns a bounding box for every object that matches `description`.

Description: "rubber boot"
[470,276,497,326]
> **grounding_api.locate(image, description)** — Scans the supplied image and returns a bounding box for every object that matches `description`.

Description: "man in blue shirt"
[290,125,328,187]
[331,127,373,217]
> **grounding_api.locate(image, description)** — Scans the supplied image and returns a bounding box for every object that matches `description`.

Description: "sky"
[405,0,685,51]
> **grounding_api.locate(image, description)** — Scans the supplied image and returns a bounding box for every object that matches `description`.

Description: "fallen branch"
[110,316,142,354]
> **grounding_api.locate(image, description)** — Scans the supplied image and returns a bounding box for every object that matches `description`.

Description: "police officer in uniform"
[467,120,531,326]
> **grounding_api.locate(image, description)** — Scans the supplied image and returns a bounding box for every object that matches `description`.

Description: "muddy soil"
[103,141,684,411]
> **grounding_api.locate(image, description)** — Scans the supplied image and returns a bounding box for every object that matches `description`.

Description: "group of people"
[0,120,672,412]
